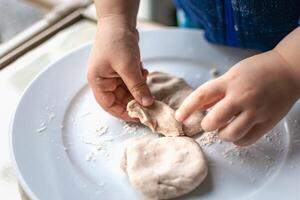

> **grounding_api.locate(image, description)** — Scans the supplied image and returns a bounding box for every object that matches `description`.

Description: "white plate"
[10,28,300,200]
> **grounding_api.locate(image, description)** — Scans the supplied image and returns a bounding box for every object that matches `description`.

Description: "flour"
[81,124,110,162]
[95,125,108,136]
[122,121,139,135]
[36,105,57,135]
[196,131,221,147]
[36,126,47,134]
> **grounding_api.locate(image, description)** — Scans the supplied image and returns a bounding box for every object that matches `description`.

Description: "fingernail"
[175,110,184,122]
[141,96,153,106]
[201,121,211,132]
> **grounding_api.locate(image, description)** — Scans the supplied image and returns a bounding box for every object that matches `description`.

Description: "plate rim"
[9,40,94,200]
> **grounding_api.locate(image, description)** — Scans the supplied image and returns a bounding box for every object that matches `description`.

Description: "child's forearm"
[94,0,140,27]
[274,27,300,94]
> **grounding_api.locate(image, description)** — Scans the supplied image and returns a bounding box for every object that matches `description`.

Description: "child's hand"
[87,17,153,121]
[176,50,300,146]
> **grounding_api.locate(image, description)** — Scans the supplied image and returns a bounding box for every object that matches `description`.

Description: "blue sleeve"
[173,0,203,28]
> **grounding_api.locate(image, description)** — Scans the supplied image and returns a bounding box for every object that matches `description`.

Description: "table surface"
[0,19,97,200]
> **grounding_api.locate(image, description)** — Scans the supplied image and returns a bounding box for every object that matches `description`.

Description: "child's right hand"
[87,17,154,121]
[175,50,300,146]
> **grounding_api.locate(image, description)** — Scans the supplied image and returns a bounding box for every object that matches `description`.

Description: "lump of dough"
[147,71,205,136]
[121,137,208,200]
[127,100,183,137]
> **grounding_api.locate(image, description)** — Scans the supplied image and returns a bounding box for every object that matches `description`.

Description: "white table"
[0,19,97,200]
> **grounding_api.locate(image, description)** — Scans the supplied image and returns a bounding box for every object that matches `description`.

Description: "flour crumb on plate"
[81,111,91,118]
[36,126,47,134]
[96,125,108,136]
[36,104,58,135]
[222,146,252,159]
[98,182,105,187]
[85,151,96,162]
[122,121,139,134]
[81,124,111,162]
[197,131,221,146]
[48,113,55,121]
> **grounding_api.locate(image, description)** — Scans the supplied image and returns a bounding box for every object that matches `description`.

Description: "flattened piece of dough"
[121,137,208,200]
[147,71,205,136]
[127,100,183,137]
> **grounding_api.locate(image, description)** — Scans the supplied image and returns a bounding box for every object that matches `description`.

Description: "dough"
[147,71,205,136]
[127,100,183,137]
[121,137,208,200]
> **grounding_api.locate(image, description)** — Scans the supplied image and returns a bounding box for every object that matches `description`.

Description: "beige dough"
[121,136,208,200]
[127,100,183,137]
[147,71,205,136]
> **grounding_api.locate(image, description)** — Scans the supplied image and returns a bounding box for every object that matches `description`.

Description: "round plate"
[10,28,300,200]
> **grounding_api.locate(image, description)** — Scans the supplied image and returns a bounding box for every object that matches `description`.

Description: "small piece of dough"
[121,137,208,200]
[147,71,205,136]
[127,100,183,137]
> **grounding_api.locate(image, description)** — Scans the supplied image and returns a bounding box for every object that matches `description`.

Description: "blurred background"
[0,0,45,43]
[0,0,176,44]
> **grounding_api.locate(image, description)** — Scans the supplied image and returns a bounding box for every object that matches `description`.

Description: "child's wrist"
[98,14,137,29]
[273,28,300,97]
[97,15,138,39]
[272,49,300,98]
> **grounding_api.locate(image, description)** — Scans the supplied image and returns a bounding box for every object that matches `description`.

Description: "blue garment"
[175,0,300,51]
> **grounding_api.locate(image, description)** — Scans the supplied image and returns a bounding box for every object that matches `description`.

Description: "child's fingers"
[114,84,133,105]
[233,123,270,146]
[110,103,137,122]
[175,79,225,122]
[93,77,123,92]
[218,111,255,142]
[92,90,116,109]
[140,62,149,78]
[89,86,135,122]
[201,97,241,132]
[116,63,154,107]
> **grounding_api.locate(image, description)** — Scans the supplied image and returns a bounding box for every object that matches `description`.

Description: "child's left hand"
[176,50,300,146]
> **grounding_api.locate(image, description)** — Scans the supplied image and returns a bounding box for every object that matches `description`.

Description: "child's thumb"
[117,62,154,107]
